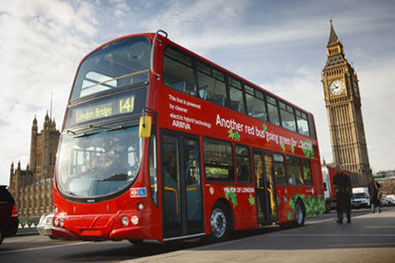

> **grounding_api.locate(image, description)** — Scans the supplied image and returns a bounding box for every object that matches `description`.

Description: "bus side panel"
[276,161,324,224]
[202,183,257,234]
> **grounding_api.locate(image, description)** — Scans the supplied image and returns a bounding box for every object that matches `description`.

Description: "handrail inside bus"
[150,29,168,80]
[85,69,149,90]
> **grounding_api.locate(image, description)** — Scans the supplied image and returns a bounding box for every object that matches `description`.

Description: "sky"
[0,0,394,185]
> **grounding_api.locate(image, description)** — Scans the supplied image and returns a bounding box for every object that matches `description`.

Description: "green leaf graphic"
[281,142,286,152]
[287,212,294,220]
[228,129,235,139]
[263,124,267,133]
[234,132,240,141]
[291,144,295,153]
[248,194,255,206]
[225,192,238,207]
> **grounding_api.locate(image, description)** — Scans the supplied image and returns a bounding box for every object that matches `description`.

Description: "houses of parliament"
[7,18,371,217]
[8,113,59,217]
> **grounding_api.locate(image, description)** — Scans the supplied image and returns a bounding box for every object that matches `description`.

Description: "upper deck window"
[296,110,310,137]
[163,47,196,96]
[279,101,297,132]
[71,37,151,101]
[245,84,267,121]
[197,62,227,107]
[229,77,245,114]
[267,95,280,126]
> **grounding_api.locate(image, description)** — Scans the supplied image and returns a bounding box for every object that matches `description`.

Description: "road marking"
[270,233,395,237]
[0,241,87,255]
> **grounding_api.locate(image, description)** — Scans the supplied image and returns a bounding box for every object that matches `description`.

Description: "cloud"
[0,0,100,184]
[1,0,395,185]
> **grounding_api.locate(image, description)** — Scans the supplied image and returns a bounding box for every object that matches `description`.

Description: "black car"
[0,185,19,245]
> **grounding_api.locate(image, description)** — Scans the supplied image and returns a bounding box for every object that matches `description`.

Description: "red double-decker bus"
[53,30,325,243]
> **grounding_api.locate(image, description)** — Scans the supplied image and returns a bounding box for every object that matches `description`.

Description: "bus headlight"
[54,217,59,227]
[131,216,139,225]
[59,218,64,227]
[121,216,129,226]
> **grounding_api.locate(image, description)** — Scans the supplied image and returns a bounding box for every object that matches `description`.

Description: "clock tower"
[322,17,371,185]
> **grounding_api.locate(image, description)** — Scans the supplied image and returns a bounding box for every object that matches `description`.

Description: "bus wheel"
[294,201,305,227]
[209,202,231,242]
[325,201,331,213]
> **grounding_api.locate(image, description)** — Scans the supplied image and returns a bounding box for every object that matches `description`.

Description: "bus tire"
[325,200,331,213]
[0,228,3,245]
[209,202,231,242]
[294,201,305,227]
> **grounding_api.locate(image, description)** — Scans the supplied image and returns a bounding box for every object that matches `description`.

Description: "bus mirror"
[139,116,152,138]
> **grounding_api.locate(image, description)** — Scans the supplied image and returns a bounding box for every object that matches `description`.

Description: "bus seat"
[230,101,240,112]
[170,81,186,92]
[208,95,225,106]
[199,88,207,99]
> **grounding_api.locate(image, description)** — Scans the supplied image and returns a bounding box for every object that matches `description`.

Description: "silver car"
[37,212,54,237]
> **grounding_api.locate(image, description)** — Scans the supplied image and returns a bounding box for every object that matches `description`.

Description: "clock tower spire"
[322,17,372,186]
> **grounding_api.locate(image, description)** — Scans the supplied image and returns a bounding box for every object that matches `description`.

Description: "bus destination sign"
[66,89,146,128]
[75,96,135,123]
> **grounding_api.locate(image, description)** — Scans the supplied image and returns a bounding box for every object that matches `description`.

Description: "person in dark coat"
[368,177,381,213]
[333,164,352,224]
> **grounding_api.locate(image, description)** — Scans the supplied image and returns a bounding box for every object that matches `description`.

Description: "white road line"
[269,233,395,237]
[0,241,87,255]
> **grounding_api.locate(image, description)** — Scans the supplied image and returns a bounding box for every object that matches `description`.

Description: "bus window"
[296,110,310,137]
[267,95,280,126]
[245,85,267,121]
[308,114,316,139]
[197,62,227,107]
[235,145,251,184]
[71,37,151,101]
[286,155,303,186]
[228,77,245,114]
[302,159,313,185]
[203,138,234,182]
[163,46,196,96]
[273,153,286,186]
[280,102,297,132]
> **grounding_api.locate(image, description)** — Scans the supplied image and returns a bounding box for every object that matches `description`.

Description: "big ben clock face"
[329,79,345,95]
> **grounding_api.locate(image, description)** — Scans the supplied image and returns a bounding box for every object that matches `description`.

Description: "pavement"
[121,208,395,263]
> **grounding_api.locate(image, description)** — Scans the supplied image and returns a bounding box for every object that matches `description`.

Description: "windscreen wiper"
[66,130,76,135]
[73,131,100,138]
[105,124,135,133]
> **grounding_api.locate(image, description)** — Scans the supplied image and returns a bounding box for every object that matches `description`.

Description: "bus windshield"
[71,36,151,101]
[56,125,142,199]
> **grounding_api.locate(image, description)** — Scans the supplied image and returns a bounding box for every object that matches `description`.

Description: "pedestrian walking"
[368,177,381,213]
[333,164,352,224]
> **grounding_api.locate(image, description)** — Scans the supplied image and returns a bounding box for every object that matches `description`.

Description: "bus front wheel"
[209,202,231,242]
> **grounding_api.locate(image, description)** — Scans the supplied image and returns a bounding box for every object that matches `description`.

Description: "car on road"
[37,212,54,238]
[0,185,19,245]
[351,187,370,208]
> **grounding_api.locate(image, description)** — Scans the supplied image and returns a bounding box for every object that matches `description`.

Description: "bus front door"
[253,150,278,225]
[161,132,204,240]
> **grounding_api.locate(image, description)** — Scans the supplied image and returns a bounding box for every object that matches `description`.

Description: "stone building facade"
[8,114,59,217]
[321,18,371,186]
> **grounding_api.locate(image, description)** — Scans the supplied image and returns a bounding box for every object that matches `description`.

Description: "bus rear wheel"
[209,202,231,242]
[0,228,3,245]
[294,201,305,227]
